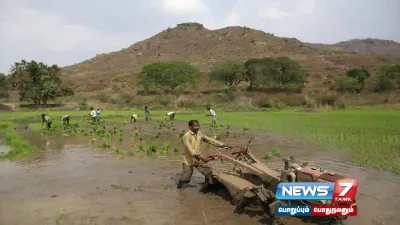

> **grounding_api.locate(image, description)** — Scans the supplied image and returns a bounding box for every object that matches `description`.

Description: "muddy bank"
[0,121,399,225]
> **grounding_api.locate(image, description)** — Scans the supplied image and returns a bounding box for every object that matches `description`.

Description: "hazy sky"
[0,0,399,73]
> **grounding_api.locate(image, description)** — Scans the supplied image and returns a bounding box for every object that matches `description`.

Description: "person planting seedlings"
[89,107,97,122]
[144,106,150,121]
[130,114,138,123]
[206,107,217,125]
[61,115,70,125]
[41,114,52,130]
[166,111,176,120]
[96,108,101,122]
[177,120,233,190]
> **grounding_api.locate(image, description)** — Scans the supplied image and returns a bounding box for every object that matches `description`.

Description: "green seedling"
[118,149,126,156]
[146,143,157,153]
[263,147,281,159]
[173,148,178,152]
[96,129,105,136]
[161,143,170,152]
[271,147,281,157]
[263,152,273,159]
[156,132,161,138]
[101,140,112,149]
[137,143,144,152]
[139,137,144,142]
[178,131,185,138]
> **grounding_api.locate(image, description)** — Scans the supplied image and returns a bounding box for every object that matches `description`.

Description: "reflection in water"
[0,145,11,154]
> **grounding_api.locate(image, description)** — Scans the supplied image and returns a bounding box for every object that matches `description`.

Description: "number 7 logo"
[338,182,353,196]
[332,179,358,203]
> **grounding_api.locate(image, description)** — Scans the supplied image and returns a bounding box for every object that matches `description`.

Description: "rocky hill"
[310,38,400,55]
[61,23,400,95]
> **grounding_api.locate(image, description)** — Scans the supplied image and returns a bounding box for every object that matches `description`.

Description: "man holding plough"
[177,120,233,190]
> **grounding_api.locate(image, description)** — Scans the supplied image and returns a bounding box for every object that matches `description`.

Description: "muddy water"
[0,121,399,225]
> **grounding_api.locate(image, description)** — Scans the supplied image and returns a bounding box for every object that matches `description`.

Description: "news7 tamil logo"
[276,179,358,203]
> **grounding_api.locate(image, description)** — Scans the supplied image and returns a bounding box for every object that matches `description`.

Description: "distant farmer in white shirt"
[61,115,70,125]
[41,114,52,130]
[131,114,138,123]
[206,107,217,125]
[166,111,176,120]
[89,107,97,122]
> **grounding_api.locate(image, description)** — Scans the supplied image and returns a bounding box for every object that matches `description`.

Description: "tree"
[244,57,307,92]
[0,73,9,98]
[379,64,400,80]
[375,75,395,92]
[346,68,370,85]
[270,57,307,92]
[378,64,400,88]
[374,64,400,92]
[9,60,73,105]
[244,58,276,90]
[336,77,361,93]
[209,61,245,86]
[139,61,200,94]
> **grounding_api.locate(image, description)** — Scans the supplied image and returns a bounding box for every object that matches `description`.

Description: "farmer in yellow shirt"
[177,120,232,190]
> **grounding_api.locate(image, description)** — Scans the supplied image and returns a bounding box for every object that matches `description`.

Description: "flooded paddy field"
[0,120,399,225]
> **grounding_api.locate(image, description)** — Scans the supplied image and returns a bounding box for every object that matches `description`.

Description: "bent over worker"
[90,108,97,122]
[166,111,176,120]
[61,115,70,125]
[130,114,138,123]
[41,114,52,130]
[177,120,232,189]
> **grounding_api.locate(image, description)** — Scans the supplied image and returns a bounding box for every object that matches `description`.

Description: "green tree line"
[337,64,400,93]
[139,57,308,94]
[139,59,400,95]
[0,60,73,105]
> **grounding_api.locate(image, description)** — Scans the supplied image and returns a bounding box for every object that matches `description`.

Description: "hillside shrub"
[337,77,361,93]
[139,61,200,94]
[375,75,395,92]
[209,61,245,86]
[346,68,371,84]
[244,57,307,91]
[375,64,400,91]
[254,96,273,108]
